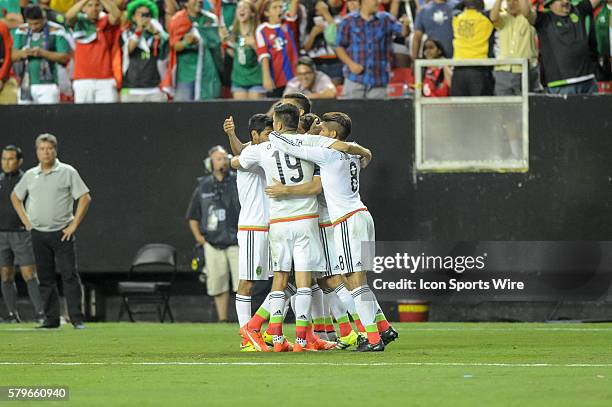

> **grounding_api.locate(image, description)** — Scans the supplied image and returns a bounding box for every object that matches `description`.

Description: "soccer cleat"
[239,325,270,352]
[355,338,385,352]
[335,330,359,350]
[5,312,21,323]
[311,337,337,351]
[240,343,258,352]
[293,342,318,352]
[380,326,399,345]
[262,330,274,346]
[274,338,292,352]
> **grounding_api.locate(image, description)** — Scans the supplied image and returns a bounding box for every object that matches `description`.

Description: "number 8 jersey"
[238,133,334,223]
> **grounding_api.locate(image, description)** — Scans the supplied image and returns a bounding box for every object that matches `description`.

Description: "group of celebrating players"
[223,92,398,352]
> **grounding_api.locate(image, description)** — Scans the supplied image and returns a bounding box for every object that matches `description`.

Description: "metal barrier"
[414,58,529,172]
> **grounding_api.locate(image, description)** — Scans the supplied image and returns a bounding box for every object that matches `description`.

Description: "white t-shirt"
[238,133,332,222]
[268,133,367,224]
[236,145,269,229]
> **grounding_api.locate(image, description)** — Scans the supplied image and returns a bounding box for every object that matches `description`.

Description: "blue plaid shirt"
[336,11,403,87]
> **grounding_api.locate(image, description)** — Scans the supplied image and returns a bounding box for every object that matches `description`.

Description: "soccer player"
[232,103,331,352]
[223,114,273,352]
[268,112,399,351]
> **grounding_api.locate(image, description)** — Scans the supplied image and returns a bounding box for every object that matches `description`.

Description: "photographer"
[186,146,240,322]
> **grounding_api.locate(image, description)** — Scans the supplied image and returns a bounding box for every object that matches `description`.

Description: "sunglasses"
[139,12,151,17]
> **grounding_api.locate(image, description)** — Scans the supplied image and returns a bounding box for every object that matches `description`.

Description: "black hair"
[248,114,273,138]
[283,92,312,114]
[424,38,447,58]
[463,0,484,10]
[321,112,352,141]
[273,103,300,131]
[299,113,320,134]
[3,145,23,160]
[24,4,44,20]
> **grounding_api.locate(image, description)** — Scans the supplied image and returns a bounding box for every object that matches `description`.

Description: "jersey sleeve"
[68,167,90,199]
[238,145,260,170]
[12,172,30,200]
[269,133,333,166]
[255,25,270,61]
[300,134,336,148]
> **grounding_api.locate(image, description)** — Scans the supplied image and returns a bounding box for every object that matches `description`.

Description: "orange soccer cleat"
[239,325,270,352]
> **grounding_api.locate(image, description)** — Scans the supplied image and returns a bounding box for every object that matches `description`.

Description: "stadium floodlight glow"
[414,58,529,173]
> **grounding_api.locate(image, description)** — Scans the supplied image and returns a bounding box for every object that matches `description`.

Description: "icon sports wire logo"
[372,253,487,274]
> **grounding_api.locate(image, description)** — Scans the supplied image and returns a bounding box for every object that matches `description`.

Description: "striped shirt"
[336,11,403,87]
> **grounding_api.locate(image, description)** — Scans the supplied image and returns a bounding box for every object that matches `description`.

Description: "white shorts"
[269,217,327,272]
[317,224,341,278]
[17,84,60,105]
[238,229,271,281]
[73,78,118,103]
[333,210,375,273]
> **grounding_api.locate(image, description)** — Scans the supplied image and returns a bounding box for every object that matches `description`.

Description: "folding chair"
[117,243,177,322]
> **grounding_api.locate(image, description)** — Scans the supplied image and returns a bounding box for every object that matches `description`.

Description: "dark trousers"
[31,229,83,323]
[450,67,494,96]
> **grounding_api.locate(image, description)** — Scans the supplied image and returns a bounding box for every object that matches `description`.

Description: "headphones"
[203,145,232,174]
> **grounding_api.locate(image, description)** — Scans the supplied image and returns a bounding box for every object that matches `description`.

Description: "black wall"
[2,96,611,272]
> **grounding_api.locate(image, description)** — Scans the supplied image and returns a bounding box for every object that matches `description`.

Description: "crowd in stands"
[0,0,611,103]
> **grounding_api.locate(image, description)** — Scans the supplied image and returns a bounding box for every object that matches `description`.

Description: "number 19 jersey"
[238,137,317,223]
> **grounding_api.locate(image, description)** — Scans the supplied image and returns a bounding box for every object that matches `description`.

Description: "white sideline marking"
[1,362,611,368]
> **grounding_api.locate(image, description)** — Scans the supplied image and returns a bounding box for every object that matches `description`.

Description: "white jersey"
[269,133,367,224]
[236,145,269,230]
[317,193,331,225]
[239,134,330,222]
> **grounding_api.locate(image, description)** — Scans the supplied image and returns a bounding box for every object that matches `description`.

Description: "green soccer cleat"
[335,330,359,350]
[240,343,258,352]
[262,330,274,346]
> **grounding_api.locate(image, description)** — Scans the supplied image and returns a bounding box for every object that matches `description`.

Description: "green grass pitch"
[1,322,611,406]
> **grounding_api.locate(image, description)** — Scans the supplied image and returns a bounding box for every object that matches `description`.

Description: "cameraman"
[186,146,240,322]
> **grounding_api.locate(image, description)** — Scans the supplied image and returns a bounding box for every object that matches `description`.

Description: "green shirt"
[230,33,262,87]
[176,12,222,99]
[13,24,70,85]
[0,0,20,15]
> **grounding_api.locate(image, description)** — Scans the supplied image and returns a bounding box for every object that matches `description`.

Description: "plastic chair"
[117,243,177,322]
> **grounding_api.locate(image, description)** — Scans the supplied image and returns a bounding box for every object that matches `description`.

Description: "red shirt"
[0,21,12,81]
[73,15,120,80]
[255,20,299,88]
[423,67,449,97]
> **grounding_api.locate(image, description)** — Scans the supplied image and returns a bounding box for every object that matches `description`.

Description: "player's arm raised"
[265,176,322,198]
[223,116,250,155]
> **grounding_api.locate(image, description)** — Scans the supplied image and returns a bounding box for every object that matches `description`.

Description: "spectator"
[227,0,265,100]
[336,0,410,98]
[186,146,240,322]
[12,5,71,105]
[38,0,69,26]
[255,0,299,97]
[283,56,336,98]
[594,0,611,81]
[533,0,601,94]
[1,145,44,323]
[490,0,540,95]
[11,133,92,329]
[66,0,122,103]
[380,0,416,67]
[164,0,222,101]
[303,0,344,83]
[0,19,17,104]
[120,0,169,102]
[412,0,457,63]
[450,0,494,96]
[421,37,452,96]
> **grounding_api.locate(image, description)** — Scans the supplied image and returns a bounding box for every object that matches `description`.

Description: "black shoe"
[36,320,60,329]
[72,321,86,330]
[6,312,21,323]
[355,338,385,352]
[380,326,399,345]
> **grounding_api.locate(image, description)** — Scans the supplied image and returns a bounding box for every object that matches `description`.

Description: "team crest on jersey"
[256,266,262,276]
